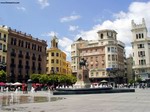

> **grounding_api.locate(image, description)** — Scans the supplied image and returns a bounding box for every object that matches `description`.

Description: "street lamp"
[51,69,55,90]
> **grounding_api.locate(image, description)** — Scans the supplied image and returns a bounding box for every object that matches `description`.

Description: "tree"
[39,74,49,84]
[0,70,6,82]
[30,74,40,83]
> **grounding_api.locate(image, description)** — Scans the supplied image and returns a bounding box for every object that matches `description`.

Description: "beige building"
[46,36,72,75]
[131,18,150,81]
[71,29,125,84]
[0,25,8,71]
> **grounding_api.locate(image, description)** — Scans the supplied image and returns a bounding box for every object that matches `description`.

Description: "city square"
[0,89,150,112]
[1,0,150,112]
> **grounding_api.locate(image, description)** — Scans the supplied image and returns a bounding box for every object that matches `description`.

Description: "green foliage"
[39,74,49,84]
[30,73,77,85]
[0,70,6,82]
[129,79,135,84]
[30,74,40,83]
[136,77,142,83]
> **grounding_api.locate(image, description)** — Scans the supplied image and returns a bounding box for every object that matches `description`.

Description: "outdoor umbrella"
[0,82,6,86]
[12,82,22,86]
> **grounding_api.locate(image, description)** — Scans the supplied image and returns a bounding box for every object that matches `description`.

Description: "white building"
[71,29,126,83]
[131,18,150,81]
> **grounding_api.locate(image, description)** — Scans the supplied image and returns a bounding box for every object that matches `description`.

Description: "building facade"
[131,18,150,81]
[46,36,71,75]
[0,25,8,71]
[7,28,47,83]
[71,29,125,84]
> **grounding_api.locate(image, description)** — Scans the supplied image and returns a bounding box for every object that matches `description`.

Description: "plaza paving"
[0,88,150,112]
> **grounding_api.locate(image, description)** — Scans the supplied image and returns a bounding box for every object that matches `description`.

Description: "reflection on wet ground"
[0,94,65,111]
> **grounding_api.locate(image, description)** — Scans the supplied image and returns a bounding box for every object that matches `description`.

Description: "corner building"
[71,29,125,84]
[0,26,8,71]
[131,18,150,82]
[7,28,47,82]
[46,36,68,75]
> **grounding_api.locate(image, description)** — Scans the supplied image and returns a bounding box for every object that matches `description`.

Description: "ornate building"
[6,27,47,82]
[71,29,126,84]
[131,18,150,81]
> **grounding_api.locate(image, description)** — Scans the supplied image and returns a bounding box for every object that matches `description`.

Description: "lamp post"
[51,69,55,90]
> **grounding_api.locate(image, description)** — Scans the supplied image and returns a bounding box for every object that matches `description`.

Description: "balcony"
[32,56,36,60]
[38,57,42,61]
[3,49,7,52]
[38,67,41,70]
[10,63,16,67]
[11,52,16,57]
[25,65,30,69]
[18,54,23,58]
[32,66,36,70]
[18,64,23,68]
[25,55,30,59]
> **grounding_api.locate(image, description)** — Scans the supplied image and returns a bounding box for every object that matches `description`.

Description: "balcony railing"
[38,58,42,61]
[11,52,16,57]
[32,56,36,60]
[25,65,30,69]
[10,63,16,67]
[18,64,23,68]
[18,54,23,58]
[25,55,30,59]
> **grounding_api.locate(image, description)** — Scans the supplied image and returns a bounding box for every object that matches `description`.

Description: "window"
[139,34,141,39]
[3,36,6,42]
[91,72,94,76]
[107,47,110,52]
[101,34,103,39]
[56,53,59,57]
[138,51,145,57]
[56,59,59,64]
[11,38,13,45]
[51,52,54,56]
[2,56,5,63]
[0,55,1,62]
[0,43,2,50]
[139,59,146,65]
[108,55,111,61]
[51,59,54,63]
[14,38,17,45]
[136,34,138,39]
[142,33,144,38]
[56,67,59,72]
[137,44,144,49]
[3,45,6,51]
[112,55,115,61]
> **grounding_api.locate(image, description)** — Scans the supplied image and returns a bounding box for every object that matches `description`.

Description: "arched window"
[136,34,138,39]
[101,34,103,39]
[139,34,141,39]
[142,33,144,38]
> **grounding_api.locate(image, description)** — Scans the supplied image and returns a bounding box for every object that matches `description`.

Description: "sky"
[0,0,150,61]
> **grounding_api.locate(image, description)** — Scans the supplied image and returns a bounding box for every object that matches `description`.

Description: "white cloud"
[16,7,26,11]
[60,15,81,23]
[74,1,150,57]
[42,31,58,37]
[69,25,79,31]
[59,37,73,60]
[38,0,49,9]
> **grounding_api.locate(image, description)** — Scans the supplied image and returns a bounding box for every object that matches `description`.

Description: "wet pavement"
[0,88,150,112]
